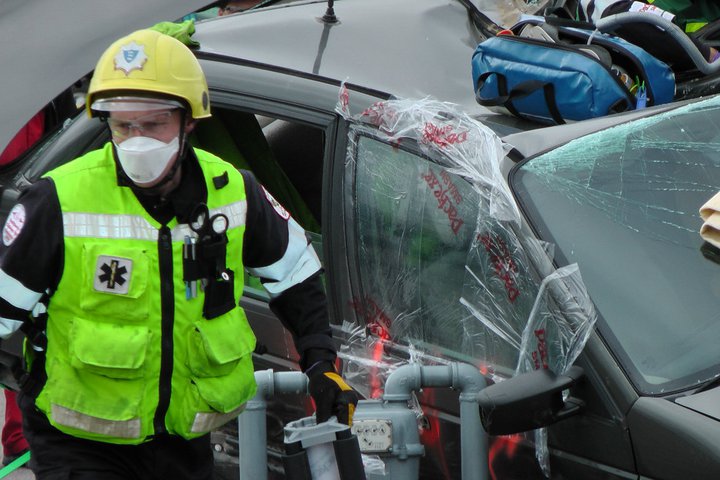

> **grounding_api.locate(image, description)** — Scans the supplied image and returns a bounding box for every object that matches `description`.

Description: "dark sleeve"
[0,179,63,336]
[240,170,336,370]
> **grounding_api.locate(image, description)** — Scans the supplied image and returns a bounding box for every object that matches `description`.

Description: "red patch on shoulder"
[2,204,26,246]
[262,186,290,220]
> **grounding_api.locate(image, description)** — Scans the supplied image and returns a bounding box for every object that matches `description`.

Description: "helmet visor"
[91,96,184,113]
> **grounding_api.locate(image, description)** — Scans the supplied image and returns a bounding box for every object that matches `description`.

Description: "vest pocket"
[179,312,257,434]
[193,354,256,413]
[70,318,149,379]
[177,354,256,436]
[44,318,149,436]
[80,243,150,322]
[187,312,256,378]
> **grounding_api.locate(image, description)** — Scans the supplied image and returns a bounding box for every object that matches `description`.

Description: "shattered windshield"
[512,96,720,394]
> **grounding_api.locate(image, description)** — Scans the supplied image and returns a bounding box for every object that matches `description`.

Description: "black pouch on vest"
[203,269,236,319]
[183,256,205,282]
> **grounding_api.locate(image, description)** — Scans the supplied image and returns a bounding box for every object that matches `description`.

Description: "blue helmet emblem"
[123,49,139,63]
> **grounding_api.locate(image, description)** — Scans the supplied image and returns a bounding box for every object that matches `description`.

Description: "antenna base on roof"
[322,0,338,23]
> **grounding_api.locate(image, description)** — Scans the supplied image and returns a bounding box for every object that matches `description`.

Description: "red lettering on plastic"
[421,122,469,148]
[532,329,548,370]
[422,169,464,235]
[477,232,520,302]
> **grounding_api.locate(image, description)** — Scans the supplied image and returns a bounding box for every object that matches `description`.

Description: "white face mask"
[114,136,180,187]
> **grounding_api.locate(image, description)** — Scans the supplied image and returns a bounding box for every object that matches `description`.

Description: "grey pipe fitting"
[239,369,309,480]
[382,362,488,480]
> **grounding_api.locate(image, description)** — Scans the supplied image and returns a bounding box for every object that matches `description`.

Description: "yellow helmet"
[86,29,210,119]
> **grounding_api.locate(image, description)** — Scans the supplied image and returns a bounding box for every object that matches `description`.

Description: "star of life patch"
[114,41,148,76]
[2,204,25,246]
[94,255,133,295]
[262,186,290,220]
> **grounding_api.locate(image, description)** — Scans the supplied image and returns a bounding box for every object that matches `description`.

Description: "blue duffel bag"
[471,20,676,124]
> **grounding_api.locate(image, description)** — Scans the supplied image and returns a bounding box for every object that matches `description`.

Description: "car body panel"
[194,0,483,106]
[192,0,537,135]
[629,395,720,479]
[675,387,720,421]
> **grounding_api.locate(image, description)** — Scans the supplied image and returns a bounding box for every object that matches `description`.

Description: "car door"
[334,112,641,479]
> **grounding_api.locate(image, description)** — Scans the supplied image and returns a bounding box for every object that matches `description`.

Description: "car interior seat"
[190,109,320,233]
[261,119,324,225]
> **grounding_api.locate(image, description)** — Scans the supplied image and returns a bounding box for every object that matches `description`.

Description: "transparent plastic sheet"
[340,322,428,418]
[361,454,387,476]
[335,86,598,477]
[515,264,598,476]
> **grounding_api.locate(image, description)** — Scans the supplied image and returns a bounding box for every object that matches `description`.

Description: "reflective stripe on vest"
[62,201,247,241]
[51,402,248,438]
[191,404,246,434]
[52,403,141,439]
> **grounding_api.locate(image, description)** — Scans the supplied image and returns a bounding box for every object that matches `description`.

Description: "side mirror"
[477,365,584,435]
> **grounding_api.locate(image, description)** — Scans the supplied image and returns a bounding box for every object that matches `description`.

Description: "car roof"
[0,0,211,152]
[192,0,512,121]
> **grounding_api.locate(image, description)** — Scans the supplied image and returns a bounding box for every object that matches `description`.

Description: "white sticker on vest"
[94,256,133,295]
[2,204,26,246]
[262,186,290,220]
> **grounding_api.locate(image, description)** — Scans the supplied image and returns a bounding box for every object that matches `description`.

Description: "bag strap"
[476,71,566,125]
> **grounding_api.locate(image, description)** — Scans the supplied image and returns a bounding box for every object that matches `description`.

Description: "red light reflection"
[489,434,522,480]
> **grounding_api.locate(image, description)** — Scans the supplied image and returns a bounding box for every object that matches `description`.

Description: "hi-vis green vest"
[38,143,257,444]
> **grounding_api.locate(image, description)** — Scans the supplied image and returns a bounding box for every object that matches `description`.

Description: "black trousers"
[19,393,215,480]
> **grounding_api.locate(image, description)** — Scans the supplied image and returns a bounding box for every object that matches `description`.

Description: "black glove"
[307,361,360,425]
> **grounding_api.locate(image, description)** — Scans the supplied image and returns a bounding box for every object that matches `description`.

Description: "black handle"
[476,71,566,124]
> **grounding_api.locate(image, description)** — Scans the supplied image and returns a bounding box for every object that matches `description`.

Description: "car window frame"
[338,126,523,366]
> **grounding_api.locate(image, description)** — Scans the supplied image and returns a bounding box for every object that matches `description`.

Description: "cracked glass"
[512,96,720,394]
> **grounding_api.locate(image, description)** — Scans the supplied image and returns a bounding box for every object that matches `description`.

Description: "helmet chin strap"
[112,110,190,196]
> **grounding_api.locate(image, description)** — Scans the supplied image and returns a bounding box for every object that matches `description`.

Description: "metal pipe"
[595,12,720,75]
[238,369,308,480]
[240,364,487,480]
[382,363,488,480]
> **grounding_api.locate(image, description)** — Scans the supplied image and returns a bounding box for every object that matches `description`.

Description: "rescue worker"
[0,29,358,479]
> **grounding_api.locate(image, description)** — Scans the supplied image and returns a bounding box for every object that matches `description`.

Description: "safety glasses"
[107,110,178,139]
